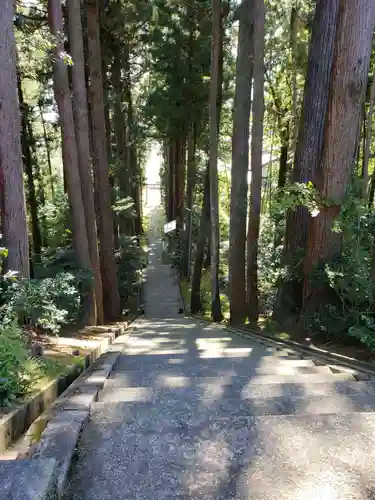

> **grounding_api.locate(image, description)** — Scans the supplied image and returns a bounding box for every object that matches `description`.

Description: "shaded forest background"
[1,0,375,405]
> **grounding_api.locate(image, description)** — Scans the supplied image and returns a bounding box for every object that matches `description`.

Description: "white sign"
[164,220,176,234]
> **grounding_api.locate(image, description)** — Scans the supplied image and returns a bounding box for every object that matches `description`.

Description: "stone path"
[64,235,375,499]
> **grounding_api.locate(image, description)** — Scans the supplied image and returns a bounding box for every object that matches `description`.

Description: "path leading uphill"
[64,228,375,499]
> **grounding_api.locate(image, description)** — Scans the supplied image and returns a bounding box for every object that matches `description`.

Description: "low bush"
[0,271,86,334]
[117,236,146,310]
[0,320,46,407]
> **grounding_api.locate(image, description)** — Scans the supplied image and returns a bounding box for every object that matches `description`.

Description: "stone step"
[95,382,375,425]
[99,378,375,402]
[106,362,356,387]
[65,411,375,499]
[113,356,331,377]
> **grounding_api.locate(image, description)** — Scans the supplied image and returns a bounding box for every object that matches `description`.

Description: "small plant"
[0,320,29,406]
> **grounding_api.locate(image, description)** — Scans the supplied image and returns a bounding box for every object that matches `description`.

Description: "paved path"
[64,235,375,499]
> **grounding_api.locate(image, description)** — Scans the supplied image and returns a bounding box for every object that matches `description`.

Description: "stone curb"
[0,320,133,455]
[29,338,129,498]
[174,270,375,379]
[190,314,375,380]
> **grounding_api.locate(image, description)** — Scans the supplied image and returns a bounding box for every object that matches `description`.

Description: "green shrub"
[0,321,29,405]
[117,236,146,308]
[0,271,84,334]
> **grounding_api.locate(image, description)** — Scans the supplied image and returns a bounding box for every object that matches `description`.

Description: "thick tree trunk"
[68,0,104,324]
[303,0,374,313]
[191,167,210,314]
[229,4,254,324]
[86,0,120,321]
[48,0,95,324]
[18,76,42,263]
[273,0,340,324]
[208,0,223,322]
[0,1,30,278]
[246,0,265,323]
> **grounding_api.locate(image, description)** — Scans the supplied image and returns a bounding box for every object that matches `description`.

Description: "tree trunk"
[48,0,95,324]
[182,123,197,278]
[86,0,120,321]
[0,1,30,278]
[112,48,131,236]
[246,0,265,323]
[302,0,374,313]
[290,3,299,155]
[68,0,104,325]
[273,0,340,324]
[39,102,55,202]
[123,42,141,236]
[208,0,223,322]
[229,3,254,324]
[362,74,375,200]
[18,75,42,263]
[175,137,186,268]
[277,129,289,189]
[191,167,210,314]
[102,58,119,246]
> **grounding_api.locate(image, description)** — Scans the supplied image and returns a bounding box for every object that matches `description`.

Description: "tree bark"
[362,75,375,200]
[68,0,104,324]
[302,0,374,313]
[39,102,55,203]
[246,0,265,323]
[182,123,197,278]
[229,3,254,324]
[48,0,95,324]
[273,0,340,324]
[0,1,30,278]
[191,167,210,314]
[123,42,141,236]
[208,0,223,322]
[86,0,121,321]
[18,75,42,264]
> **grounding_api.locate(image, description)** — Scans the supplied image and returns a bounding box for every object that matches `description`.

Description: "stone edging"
[31,348,126,498]
[173,268,375,379]
[0,320,134,456]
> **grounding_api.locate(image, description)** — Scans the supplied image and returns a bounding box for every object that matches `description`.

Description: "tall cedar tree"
[303,0,375,313]
[86,0,121,321]
[229,0,254,324]
[48,0,96,324]
[68,0,104,324]
[209,0,223,322]
[18,75,42,264]
[0,0,30,278]
[273,0,340,324]
[246,0,265,322]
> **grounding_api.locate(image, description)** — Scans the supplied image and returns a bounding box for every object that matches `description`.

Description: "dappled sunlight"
[155,375,191,389]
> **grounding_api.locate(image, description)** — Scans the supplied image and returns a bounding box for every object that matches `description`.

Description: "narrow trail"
[63,193,375,499]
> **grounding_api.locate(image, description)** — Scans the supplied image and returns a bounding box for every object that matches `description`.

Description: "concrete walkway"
[64,235,375,499]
